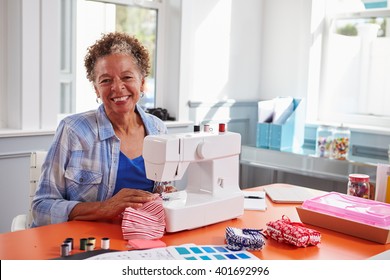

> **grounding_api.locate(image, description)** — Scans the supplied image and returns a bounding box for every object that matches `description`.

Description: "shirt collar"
[95,104,150,141]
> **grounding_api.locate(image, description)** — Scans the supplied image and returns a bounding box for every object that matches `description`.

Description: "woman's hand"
[69,189,159,222]
[101,189,159,217]
[104,188,159,213]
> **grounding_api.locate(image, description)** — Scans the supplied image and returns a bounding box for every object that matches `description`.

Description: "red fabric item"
[121,197,165,240]
[265,215,321,247]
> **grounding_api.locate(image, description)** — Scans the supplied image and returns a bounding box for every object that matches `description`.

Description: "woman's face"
[93,53,144,118]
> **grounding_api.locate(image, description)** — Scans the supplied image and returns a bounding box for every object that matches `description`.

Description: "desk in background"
[0,184,389,260]
[240,146,380,183]
[240,146,382,194]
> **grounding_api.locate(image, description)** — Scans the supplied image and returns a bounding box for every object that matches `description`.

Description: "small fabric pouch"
[265,215,321,247]
[225,227,266,251]
[121,197,165,240]
[127,239,167,250]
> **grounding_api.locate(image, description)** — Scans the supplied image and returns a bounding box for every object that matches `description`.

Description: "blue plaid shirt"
[32,104,167,227]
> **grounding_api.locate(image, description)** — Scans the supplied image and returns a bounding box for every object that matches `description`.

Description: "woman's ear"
[140,78,146,92]
[94,85,100,97]
[94,85,102,103]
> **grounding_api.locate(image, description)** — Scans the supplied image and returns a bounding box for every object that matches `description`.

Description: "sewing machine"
[143,131,244,232]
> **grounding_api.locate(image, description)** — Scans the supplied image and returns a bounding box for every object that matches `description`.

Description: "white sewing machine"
[143,131,244,232]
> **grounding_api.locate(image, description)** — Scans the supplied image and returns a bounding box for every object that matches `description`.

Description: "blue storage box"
[361,0,387,9]
[256,98,305,151]
[256,123,270,148]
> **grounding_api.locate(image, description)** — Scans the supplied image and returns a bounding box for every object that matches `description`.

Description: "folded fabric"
[225,227,266,251]
[121,197,165,240]
[127,239,167,250]
[265,215,321,247]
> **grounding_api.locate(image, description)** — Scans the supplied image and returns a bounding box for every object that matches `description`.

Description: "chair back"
[27,151,47,228]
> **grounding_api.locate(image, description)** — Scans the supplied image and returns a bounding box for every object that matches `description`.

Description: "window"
[61,0,163,116]
[0,0,165,131]
[318,5,390,129]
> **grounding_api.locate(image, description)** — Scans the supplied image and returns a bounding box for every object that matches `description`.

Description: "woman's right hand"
[102,188,160,218]
[68,188,159,222]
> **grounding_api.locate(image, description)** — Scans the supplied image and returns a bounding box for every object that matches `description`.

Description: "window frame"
[61,0,166,117]
[317,7,390,131]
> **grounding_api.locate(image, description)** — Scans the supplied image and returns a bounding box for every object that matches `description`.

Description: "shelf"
[240,145,380,183]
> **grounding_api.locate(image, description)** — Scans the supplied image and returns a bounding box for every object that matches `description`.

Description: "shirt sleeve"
[31,121,80,227]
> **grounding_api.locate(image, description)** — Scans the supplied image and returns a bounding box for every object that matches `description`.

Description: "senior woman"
[32,32,167,227]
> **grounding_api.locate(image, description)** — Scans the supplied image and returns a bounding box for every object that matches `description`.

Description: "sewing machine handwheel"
[196,142,212,159]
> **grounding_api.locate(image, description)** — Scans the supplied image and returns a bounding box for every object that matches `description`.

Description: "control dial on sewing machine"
[196,141,213,159]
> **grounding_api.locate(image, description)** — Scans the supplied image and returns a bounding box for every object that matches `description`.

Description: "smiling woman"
[31,32,170,227]
[63,0,161,117]
[85,33,152,159]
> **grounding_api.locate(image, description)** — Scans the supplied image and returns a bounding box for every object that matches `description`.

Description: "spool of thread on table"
[101,237,110,250]
[86,243,94,251]
[61,243,69,257]
[87,237,96,249]
[80,238,87,250]
[65,237,73,250]
[63,239,72,253]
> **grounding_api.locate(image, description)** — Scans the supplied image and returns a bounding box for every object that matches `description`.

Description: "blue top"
[113,152,154,194]
[32,104,167,227]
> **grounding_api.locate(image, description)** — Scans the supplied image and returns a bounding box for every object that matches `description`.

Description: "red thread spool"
[219,123,226,133]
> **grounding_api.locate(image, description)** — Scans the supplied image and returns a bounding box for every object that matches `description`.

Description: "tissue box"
[297,192,390,244]
[256,98,305,150]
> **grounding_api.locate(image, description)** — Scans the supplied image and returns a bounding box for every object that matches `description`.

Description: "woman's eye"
[99,79,111,84]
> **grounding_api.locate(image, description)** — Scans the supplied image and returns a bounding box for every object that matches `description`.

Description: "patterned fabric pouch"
[121,197,165,240]
[225,227,266,251]
[265,215,321,247]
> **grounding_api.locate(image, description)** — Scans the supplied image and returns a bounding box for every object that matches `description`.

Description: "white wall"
[161,0,182,118]
[176,0,313,119]
[0,0,6,128]
[177,0,264,120]
[0,0,60,130]
[260,0,312,100]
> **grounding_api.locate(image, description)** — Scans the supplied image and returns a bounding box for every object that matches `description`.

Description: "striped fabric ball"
[121,197,166,240]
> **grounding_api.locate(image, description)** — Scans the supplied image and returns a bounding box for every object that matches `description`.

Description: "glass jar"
[316,125,334,158]
[347,174,370,199]
[331,125,350,160]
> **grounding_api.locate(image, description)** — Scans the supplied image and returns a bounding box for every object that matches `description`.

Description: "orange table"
[1,184,389,260]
